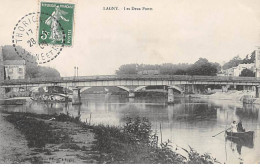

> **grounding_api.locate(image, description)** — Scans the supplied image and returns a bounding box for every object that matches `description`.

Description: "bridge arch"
[79,87,91,93]
[134,86,147,92]
[116,86,131,92]
[133,85,183,94]
[168,85,183,94]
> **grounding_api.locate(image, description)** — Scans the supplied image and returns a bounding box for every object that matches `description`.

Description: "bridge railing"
[2,74,260,85]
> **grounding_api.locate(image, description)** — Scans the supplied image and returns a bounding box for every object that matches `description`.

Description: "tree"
[159,63,191,75]
[222,56,243,70]
[2,45,61,79]
[115,58,219,76]
[239,69,255,77]
[116,64,138,75]
[187,58,219,76]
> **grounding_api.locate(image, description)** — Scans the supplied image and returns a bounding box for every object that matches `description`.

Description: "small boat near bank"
[225,131,254,140]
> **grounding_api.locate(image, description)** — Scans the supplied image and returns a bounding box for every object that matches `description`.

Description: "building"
[219,63,255,77]
[255,48,260,77]
[137,70,159,75]
[4,60,26,80]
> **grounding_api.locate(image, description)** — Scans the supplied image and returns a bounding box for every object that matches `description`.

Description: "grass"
[5,113,71,148]
[4,112,218,164]
[83,117,218,164]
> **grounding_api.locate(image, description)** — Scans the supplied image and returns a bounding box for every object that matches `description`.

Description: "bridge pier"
[191,84,195,94]
[128,91,135,98]
[222,85,228,92]
[168,88,174,104]
[0,87,4,99]
[72,87,82,105]
[256,86,259,98]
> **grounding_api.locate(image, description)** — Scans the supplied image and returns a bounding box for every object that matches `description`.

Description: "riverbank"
[2,112,218,164]
[0,113,31,163]
[0,97,31,105]
[2,112,99,163]
[190,90,255,100]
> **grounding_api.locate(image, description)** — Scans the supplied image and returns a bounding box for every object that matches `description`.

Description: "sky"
[0,0,260,76]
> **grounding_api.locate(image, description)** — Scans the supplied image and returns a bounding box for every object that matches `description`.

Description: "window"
[8,68,13,74]
[18,67,23,73]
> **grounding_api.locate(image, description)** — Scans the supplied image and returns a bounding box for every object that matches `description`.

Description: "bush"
[89,116,218,164]
[183,146,218,164]
[123,117,152,143]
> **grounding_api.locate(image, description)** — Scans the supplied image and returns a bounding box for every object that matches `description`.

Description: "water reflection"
[0,95,260,164]
[225,135,255,164]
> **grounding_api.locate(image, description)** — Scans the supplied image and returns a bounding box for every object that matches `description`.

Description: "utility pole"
[74,66,76,79]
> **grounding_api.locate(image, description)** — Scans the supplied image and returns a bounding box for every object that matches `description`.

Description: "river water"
[1,94,260,164]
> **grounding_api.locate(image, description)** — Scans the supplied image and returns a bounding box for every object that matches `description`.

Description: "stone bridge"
[1,75,260,103]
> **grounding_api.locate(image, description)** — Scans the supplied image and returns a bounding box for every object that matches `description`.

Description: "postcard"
[0,0,260,164]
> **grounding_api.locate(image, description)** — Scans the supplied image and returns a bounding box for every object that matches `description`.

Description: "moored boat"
[30,86,72,103]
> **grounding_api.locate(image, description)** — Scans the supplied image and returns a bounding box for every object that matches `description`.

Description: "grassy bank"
[4,112,98,163]
[4,112,218,164]
[85,117,218,164]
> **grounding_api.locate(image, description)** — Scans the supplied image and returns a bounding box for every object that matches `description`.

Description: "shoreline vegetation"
[3,112,218,164]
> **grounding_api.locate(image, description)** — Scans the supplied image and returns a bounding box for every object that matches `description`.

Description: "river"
[1,94,260,164]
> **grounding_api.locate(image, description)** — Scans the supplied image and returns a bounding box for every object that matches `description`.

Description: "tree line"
[116,58,221,76]
[116,51,256,77]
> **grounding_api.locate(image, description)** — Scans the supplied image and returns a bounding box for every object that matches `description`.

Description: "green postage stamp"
[38,1,75,46]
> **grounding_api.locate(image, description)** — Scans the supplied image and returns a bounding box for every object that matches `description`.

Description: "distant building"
[219,63,255,77]
[137,70,159,75]
[4,60,26,80]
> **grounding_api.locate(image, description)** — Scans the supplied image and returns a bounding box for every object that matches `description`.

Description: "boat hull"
[225,131,254,139]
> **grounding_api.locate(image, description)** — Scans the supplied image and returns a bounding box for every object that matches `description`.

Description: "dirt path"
[32,119,100,163]
[1,112,100,164]
[0,113,31,163]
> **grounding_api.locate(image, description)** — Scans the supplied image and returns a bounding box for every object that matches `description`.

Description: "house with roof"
[4,60,26,80]
[218,63,255,77]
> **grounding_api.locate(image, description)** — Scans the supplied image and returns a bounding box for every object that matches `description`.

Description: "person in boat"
[230,121,237,132]
[237,120,245,132]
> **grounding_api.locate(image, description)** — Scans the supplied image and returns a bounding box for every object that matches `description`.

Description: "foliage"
[87,116,218,164]
[159,63,191,75]
[5,112,219,164]
[187,58,219,76]
[124,117,152,143]
[147,140,186,163]
[222,56,243,70]
[116,64,138,75]
[2,45,60,79]
[116,58,220,76]
[241,51,255,64]
[5,113,69,148]
[182,146,218,164]
[239,69,255,77]
[223,51,255,70]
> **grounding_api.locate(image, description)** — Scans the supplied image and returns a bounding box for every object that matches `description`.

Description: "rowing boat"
[225,131,254,140]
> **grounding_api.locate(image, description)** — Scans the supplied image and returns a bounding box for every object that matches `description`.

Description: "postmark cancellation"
[12,1,75,64]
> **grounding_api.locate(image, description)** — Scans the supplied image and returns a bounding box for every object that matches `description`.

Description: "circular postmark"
[12,12,65,64]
